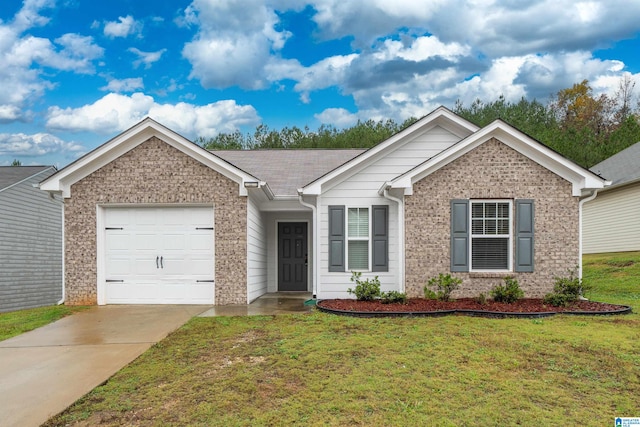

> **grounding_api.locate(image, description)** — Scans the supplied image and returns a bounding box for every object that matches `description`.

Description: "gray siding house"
[583,142,640,254]
[0,166,62,312]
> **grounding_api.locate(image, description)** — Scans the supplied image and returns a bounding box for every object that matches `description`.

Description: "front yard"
[37,251,640,426]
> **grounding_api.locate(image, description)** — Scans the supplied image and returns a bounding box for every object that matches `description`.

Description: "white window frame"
[469,199,512,272]
[346,207,371,271]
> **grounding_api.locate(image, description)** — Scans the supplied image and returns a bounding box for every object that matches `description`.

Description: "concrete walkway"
[0,305,209,427]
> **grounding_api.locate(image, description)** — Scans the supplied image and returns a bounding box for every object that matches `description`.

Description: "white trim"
[40,118,258,198]
[389,120,608,196]
[381,186,404,293]
[300,107,478,195]
[469,199,513,273]
[578,189,598,282]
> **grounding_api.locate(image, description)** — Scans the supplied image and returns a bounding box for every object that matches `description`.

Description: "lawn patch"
[0,305,88,341]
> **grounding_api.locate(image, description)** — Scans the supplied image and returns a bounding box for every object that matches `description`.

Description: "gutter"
[380,182,405,293]
[44,191,65,306]
[297,192,318,298]
[578,189,599,293]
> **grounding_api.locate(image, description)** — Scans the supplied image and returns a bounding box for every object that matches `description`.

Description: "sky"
[1,0,640,167]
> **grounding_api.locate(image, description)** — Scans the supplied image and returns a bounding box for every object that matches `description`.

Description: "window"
[470,201,511,270]
[450,199,534,273]
[347,208,369,270]
[328,205,388,273]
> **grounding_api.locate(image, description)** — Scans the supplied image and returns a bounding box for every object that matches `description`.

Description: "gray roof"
[0,166,53,192]
[212,149,365,196]
[589,142,640,187]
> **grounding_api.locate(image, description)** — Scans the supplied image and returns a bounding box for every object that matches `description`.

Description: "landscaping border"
[315,300,632,319]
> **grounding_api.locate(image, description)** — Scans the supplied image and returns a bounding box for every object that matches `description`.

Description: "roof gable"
[589,141,640,188]
[0,166,55,193]
[40,118,259,198]
[387,119,608,197]
[300,106,479,195]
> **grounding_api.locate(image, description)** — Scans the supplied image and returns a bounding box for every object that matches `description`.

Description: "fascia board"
[41,119,258,197]
[389,121,607,197]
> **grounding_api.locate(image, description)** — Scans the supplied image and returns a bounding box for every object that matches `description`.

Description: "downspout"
[381,184,404,293]
[578,189,599,298]
[298,193,318,298]
[48,192,65,305]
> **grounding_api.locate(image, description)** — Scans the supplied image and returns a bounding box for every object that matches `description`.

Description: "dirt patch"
[318,298,630,315]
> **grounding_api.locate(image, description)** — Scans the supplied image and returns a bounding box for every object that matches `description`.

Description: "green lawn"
[0,305,88,341]
[45,252,640,426]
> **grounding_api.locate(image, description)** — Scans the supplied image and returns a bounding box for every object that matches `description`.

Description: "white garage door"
[104,206,215,304]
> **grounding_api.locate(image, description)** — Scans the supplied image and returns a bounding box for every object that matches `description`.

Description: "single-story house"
[583,141,640,254]
[1,166,62,312]
[40,107,607,305]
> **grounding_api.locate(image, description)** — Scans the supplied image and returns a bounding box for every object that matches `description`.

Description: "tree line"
[198,78,640,168]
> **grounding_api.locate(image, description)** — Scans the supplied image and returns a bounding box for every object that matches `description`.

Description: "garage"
[103,206,215,304]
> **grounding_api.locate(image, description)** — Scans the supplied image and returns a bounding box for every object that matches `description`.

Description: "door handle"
[156,256,159,269]
[160,256,164,269]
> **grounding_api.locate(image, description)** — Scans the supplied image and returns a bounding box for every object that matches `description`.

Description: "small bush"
[543,269,585,307]
[380,291,407,304]
[490,276,524,303]
[424,273,462,302]
[347,271,381,301]
[476,293,487,305]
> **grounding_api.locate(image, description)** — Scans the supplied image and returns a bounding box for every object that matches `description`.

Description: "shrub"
[490,276,524,303]
[347,271,381,301]
[424,273,462,302]
[543,269,586,307]
[476,293,487,305]
[380,291,407,304]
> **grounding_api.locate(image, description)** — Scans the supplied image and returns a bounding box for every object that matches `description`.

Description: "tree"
[11,159,21,166]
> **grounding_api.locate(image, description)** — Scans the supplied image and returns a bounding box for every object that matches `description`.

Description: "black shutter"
[372,205,388,272]
[450,199,469,272]
[515,199,535,272]
[328,206,345,272]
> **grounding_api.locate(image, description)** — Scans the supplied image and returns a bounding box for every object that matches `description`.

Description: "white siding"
[583,184,640,254]
[0,169,62,312]
[317,125,462,299]
[247,195,267,302]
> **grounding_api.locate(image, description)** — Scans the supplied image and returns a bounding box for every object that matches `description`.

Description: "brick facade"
[64,136,247,305]
[405,138,579,298]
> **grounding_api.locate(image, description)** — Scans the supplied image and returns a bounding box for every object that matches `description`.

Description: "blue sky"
[1,0,639,167]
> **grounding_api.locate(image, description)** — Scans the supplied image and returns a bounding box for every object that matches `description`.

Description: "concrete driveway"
[0,305,209,427]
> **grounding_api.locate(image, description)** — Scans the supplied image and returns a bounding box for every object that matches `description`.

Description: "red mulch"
[318,298,627,314]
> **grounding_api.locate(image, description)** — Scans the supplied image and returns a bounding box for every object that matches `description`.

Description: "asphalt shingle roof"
[0,166,52,192]
[212,149,365,196]
[589,142,640,187]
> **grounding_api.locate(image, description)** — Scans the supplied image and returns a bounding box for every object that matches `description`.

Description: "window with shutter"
[347,207,369,270]
[470,201,511,271]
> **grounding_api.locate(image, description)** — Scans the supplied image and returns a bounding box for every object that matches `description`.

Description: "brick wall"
[405,138,579,298]
[64,136,247,305]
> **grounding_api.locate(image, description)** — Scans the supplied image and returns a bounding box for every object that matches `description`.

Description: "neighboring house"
[583,142,640,254]
[0,166,62,312]
[40,107,607,306]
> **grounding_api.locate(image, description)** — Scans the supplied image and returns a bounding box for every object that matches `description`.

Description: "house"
[0,166,62,312]
[40,107,607,305]
[583,142,640,254]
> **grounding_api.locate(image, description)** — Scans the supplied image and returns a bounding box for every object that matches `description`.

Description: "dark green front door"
[278,222,308,291]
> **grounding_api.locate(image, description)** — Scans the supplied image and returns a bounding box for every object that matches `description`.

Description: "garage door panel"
[104,206,215,305]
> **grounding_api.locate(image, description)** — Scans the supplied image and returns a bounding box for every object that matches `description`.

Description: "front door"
[278,222,308,291]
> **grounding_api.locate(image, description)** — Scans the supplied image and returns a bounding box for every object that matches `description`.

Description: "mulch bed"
[316,298,631,318]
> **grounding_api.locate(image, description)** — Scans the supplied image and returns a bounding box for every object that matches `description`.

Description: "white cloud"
[0,2,103,122]
[181,0,291,89]
[103,15,141,38]
[100,77,144,92]
[128,47,166,69]
[314,108,358,127]
[0,132,84,157]
[45,93,260,138]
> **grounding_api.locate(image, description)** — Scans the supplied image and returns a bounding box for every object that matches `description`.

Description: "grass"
[0,304,88,341]
[45,252,640,426]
